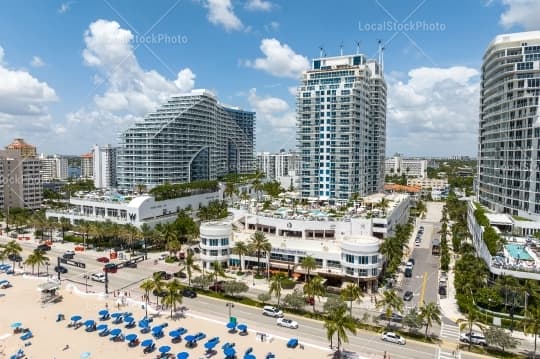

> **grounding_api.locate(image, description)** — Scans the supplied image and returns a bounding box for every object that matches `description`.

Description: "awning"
[38,281,60,291]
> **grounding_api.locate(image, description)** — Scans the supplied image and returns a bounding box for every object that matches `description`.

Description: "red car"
[97,257,110,263]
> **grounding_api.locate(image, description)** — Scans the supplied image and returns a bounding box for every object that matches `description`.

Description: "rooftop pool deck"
[505,243,533,261]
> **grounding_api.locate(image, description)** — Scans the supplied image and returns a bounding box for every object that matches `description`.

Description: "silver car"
[381,331,406,345]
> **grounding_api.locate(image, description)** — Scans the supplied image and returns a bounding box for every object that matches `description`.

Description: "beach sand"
[0,274,331,359]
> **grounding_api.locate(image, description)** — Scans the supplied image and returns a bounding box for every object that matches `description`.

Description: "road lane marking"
[419,272,427,307]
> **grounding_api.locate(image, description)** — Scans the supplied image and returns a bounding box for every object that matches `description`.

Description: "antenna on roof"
[355,40,361,54]
[339,41,343,56]
[319,45,325,58]
[378,40,385,73]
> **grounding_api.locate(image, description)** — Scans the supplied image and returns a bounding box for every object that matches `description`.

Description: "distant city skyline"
[0,1,539,156]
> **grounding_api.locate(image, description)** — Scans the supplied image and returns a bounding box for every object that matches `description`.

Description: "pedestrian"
[383,351,386,359]
[105,303,108,309]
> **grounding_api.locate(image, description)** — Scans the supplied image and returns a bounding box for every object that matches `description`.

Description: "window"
[346,267,354,275]
[371,268,378,276]
[359,256,369,264]
[201,238,207,245]
[209,239,219,246]
[209,250,218,256]
[372,255,378,264]
[221,249,229,255]
[345,254,355,263]
[221,238,229,246]
[358,269,368,277]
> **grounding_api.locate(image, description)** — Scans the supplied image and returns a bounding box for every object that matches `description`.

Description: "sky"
[0,0,539,157]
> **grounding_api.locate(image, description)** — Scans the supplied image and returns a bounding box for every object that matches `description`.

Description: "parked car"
[182,288,197,298]
[37,244,51,252]
[262,305,284,318]
[125,260,137,268]
[103,263,118,273]
[277,318,298,329]
[54,265,68,274]
[7,254,22,263]
[403,291,414,301]
[378,312,403,323]
[65,249,75,255]
[381,331,406,345]
[153,271,172,280]
[404,267,413,278]
[91,273,106,283]
[408,258,415,265]
[439,286,447,296]
[96,257,109,263]
[152,289,168,298]
[62,252,74,259]
[173,271,187,279]
[460,332,487,346]
[305,296,315,305]
[208,281,225,292]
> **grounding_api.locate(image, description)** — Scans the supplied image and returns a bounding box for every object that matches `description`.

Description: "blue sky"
[0,0,538,156]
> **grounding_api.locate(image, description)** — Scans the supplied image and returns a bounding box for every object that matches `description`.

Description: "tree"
[151,276,165,308]
[222,281,249,297]
[232,241,249,272]
[182,251,201,286]
[31,249,49,276]
[248,231,271,277]
[376,289,404,327]
[257,293,271,304]
[140,279,154,318]
[59,217,71,241]
[303,275,326,311]
[163,279,183,319]
[283,289,306,311]
[24,252,37,275]
[3,240,22,273]
[300,255,317,284]
[403,308,424,332]
[191,275,212,289]
[323,295,348,314]
[139,223,153,259]
[419,302,441,338]
[77,220,92,248]
[323,306,357,356]
[210,261,228,290]
[484,326,520,353]
[224,182,237,204]
[457,305,485,351]
[522,305,540,358]
[268,273,288,307]
[340,283,364,317]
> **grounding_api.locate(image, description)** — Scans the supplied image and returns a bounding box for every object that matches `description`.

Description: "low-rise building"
[385,155,427,178]
[39,154,69,182]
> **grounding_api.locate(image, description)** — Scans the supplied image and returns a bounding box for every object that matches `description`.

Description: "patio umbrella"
[70,315,82,322]
[204,341,217,350]
[226,322,236,330]
[141,339,153,347]
[177,352,189,359]
[224,347,236,357]
[169,330,180,338]
[125,334,138,342]
[124,316,134,323]
[111,312,122,318]
[138,319,149,328]
[84,320,95,327]
[109,328,122,337]
[237,324,247,332]
[80,352,91,359]
[10,322,22,328]
[96,324,108,332]
[98,310,108,316]
[184,335,196,343]
[159,346,171,354]
[244,354,256,359]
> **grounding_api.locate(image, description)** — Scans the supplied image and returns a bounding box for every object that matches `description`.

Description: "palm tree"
[324,306,357,357]
[457,305,484,351]
[139,223,153,259]
[4,240,22,273]
[376,289,404,327]
[0,248,6,264]
[248,231,271,277]
[59,217,71,241]
[268,272,288,307]
[77,220,92,248]
[522,304,540,358]
[32,249,49,276]
[151,275,165,308]
[24,252,38,275]
[300,255,317,284]
[232,241,249,272]
[182,251,201,286]
[224,182,237,204]
[340,283,364,317]
[122,224,140,255]
[419,301,441,339]
[160,223,179,256]
[163,279,183,319]
[140,279,154,318]
[210,261,227,291]
[378,197,390,216]
[303,275,326,311]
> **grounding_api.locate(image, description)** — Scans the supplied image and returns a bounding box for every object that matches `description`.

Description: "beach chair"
[20,332,33,341]
[265,353,275,359]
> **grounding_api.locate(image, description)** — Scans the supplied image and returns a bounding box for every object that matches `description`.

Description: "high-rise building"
[384,154,427,178]
[477,31,540,220]
[116,89,255,189]
[297,53,387,200]
[92,144,117,189]
[0,149,42,210]
[5,138,37,158]
[39,154,69,182]
[256,150,299,189]
[80,153,94,179]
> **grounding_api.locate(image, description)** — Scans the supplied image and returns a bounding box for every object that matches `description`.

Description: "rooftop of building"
[6,138,36,149]
[71,190,135,204]
[80,153,93,158]
[383,183,421,193]
[486,31,540,53]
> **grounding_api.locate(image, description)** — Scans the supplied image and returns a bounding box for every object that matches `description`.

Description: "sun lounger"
[265,353,275,359]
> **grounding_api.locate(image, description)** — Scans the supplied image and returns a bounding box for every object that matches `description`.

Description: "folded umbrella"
[70,315,82,322]
[98,310,108,316]
[159,346,171,353]
[84,320,95,327]
[125,333,138,342]
[96,324,108,331]
[226,322,236,330]
[141,339,154,347]
[109,328,122,337]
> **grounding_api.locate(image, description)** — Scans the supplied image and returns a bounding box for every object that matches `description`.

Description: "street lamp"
[226,302,234,320]
[85,272,88,293]
[45,262,50,277]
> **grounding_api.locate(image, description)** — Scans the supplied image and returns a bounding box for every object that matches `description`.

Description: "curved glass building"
[117,89,255,189]
[478,31,540,220]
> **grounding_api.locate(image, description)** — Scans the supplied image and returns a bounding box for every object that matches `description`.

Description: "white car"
[277,318,298,329]
[262,305,283,318]
[65,249,75,255]
[381,331,406,345]
[460,332,487,346]
[91,273,106,283]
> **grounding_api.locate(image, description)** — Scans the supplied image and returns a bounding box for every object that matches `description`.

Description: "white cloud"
[174,68,196,92]
[0,46,58,147]
[245,0,273,11]
[247,88,296,150]
[264,21,279,32]
[30,56,45,67]
[500,0,540,30]
[244,38,309,79]
[386,66,480,156]
[203,0,243,31]
[58,2,73,14]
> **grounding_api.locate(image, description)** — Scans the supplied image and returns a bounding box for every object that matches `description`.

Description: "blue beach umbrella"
[226,322,236,329]
[244,354,256,359]
[96,324,108,331]
[71,315,82,322]
[224,347,236,357]
[159,345,171,353]
[141,339,154,347]
[84,320,95,327]
[80,352,91,359]
[124,316,134,323]
[152,325,163,333]
[204,340,217,350]
[237,324,247,332]
[138,319,149,328]
[111,312,122,318]
[184,335,196,342]
[98,309,108,316]
[10,322,22,328]
[109,328,122,337]
[169,330,180,338]
[125,334,138,342]
[177,352,189,359]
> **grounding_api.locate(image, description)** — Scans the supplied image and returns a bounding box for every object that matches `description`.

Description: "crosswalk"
[438,348,460,359]
[440,322,461,341]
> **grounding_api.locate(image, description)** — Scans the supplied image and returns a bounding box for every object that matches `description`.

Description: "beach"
[0,273,331,359]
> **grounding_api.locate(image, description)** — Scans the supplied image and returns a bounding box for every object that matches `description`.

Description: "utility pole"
[57,257,61,281]
[105,271,109,294]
